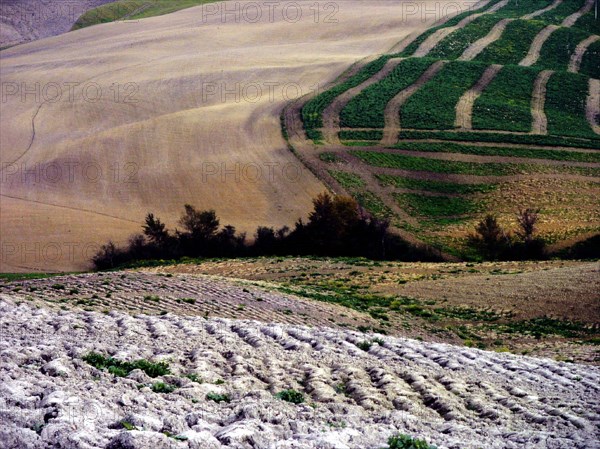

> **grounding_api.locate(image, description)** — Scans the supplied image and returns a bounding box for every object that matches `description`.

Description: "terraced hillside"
[291,0,600,256]
[2,294,599,448]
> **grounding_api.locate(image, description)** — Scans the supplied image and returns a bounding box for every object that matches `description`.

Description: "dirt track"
[454,64,502,129]
[530,70,554,134]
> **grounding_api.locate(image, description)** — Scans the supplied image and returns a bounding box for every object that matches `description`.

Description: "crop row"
[536,0,586,24]
[396,130,600,149]
[390,141,600,163]
[340,58,434,128]
[545,71,597,139]
[580,40,600,78]
[535,27,597,74]
[400,61,488,130]
[350,150,600,176]
[376,174,498,194]
[476,19,547,65]
[301,56,391,141]
[472,65,538,132]
[394,193,483,217]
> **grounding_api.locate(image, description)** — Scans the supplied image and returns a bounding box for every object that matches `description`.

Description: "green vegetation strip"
[579,40,600,79]
[340,58,435,128]
[574,10,600,34]
[73,0,218,29]
[339,130,384,141]
[428,15,504,59]
[472,65,538,132]
[394,193,483,217]
[328,170,394,218]
[401,61,488,130]
[476,19,547,65]
[536,0,587,24]
[391,141,600,162]
[535,27,594,72]
[397,130,600,149]
[545,71,597,139]
[376,174,497,194]
[351,150,600,176]
[302,56,392,141]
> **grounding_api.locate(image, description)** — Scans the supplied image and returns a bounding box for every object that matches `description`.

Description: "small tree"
[516,208,539,243]
[143,213,169,245]
[469,214,509,260]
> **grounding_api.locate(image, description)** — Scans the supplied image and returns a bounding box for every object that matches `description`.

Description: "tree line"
[92,193,442,270]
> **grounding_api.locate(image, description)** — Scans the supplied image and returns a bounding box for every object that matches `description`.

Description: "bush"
[386,434,437,449]
[151,382,177,394]
[206,392,231,403]
[275,389,305,404]
[82,352,170,378]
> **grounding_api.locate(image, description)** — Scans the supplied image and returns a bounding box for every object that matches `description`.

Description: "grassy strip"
[476,19,547,65]
[302,56,391,141]
[397,130,600,149]
[536,0,587,24]
[472,65,538,132]
[376,174,497,194]
[535,27,593,71]
[579,39,600,79]
[328,170,394,218]
[340,58,434,128]
[0,273,66,283]
[401,61,488,130]
[391,141,600,162]
[351,150,600,176]
[73,0,218,29]
[339,130,384,140]
[394,193,483,217]
[428,15,502,59]
[545,71,597,138]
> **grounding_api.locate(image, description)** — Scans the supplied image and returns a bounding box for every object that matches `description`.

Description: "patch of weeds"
[385,433,437,449]
[275,389,305,404]
[356,340,373,351]
[121,421,137,431]
[151,382,177,394]
[143,295,161,302]
[82,352,170,378]
[206,392,230,403]
[185,373,203,384]
[214,379,225,385]
[181,298,196,304]
[51,284,66,290]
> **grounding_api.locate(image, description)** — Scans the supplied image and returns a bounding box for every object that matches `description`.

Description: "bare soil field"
[1,295,599,448]
[0,0,462,272]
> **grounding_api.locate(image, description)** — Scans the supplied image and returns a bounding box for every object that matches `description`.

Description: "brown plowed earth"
[459,19,514,61]
[321,57,402,145]
[381,60,447,146]
[522,0,563,19]
[588,78,600,135]
[531,70,554,135]
[568,35,600,73]
[520,25,560,66]
[455,64,503,129]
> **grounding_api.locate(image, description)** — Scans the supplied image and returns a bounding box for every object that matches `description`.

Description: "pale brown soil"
[587,78,600,135]
[531,70,554,134]
[455,64,502,129]
[568,35,600,73]
[381,60,447,145]
[459,19,513,61]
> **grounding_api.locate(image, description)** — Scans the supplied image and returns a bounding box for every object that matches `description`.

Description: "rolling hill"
[293,0,600,258]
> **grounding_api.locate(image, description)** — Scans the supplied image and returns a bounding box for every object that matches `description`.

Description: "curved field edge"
[72,0,219,30]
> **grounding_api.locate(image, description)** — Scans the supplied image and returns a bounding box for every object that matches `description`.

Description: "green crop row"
[340,58,434,128]
[351,150,600,176]
[535,27,594,72]
[428,15,502,60]
[339,130,384,140]
[580,39,600,79]
[573,10,600,34]
[376,174,498,194]
[401,61,488,130]
[476,19,547,65]
[328,170,393,218]
[302,56,391,141]
[536,0,587,24]
[391,141,600,162]
[394,192,483,217]
[545,71,597,139]
[397,130,600,149]
[472,65,538,132]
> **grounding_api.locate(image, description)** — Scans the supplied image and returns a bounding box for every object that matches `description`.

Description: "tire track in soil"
[321,57,402,145]
[459,19,514,61]
[530,70,554,135]
[455,64,503,129]
[568,35,600,73]
[381,60,447,146]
